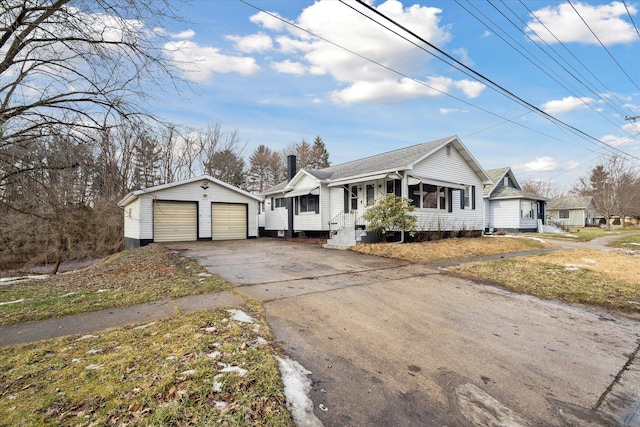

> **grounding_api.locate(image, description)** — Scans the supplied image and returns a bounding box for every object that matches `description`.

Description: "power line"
[458,0,635,132]
[237,0,574,145]
[498,0,637,121]
[567,0,640,92]
[517,0,637,121]
[347,0,640,163]
[622,0,640,40]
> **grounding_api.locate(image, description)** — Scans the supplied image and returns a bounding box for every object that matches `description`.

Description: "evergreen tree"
[310,135,330,169]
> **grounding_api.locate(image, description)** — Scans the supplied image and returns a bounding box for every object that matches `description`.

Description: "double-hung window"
[299,194,319,213]
[409,183,448,210]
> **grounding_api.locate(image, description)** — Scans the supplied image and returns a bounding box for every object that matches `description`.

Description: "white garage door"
[212,203,247,240]
[153,201,197,242]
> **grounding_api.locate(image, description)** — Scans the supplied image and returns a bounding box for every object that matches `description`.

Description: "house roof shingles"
[263,136,489,195]
[547,196,593,210]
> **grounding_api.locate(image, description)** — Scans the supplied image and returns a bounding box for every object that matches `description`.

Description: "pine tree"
[310,135,330,169]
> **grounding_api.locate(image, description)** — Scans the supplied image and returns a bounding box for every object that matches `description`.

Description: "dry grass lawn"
[451,249,640,314]
[0,308,294,426]
[0,245,229,326]
[351,236,551,263]
[523,249,640,285]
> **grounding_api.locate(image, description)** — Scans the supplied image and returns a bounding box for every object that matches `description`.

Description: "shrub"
[363,195,417,241]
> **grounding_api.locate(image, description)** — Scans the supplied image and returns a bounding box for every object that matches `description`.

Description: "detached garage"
[118,176,263,249]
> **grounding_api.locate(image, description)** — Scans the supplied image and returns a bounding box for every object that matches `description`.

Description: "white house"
[546,196,599,229]
[118,175,262,249]
[483,167,548,233]
[262,136,492,247]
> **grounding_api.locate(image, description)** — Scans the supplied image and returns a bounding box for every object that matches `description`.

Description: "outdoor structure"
[262,136,491,247]
[483,167,548,233]
[118,175,262,249]
[546,196,599,229]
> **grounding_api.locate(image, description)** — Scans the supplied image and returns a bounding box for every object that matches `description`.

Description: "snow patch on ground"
[59,292,79,298]
[276,356,324,427]
[0,275,48,285]
[226,309,255,323]
[0,298,25,306]
[133,322,156,330]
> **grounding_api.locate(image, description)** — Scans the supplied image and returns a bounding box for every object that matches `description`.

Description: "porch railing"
[328,210,355,236]
[328,210,370,242]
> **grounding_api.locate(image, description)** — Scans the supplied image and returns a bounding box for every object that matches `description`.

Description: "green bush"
[363,195,417,241]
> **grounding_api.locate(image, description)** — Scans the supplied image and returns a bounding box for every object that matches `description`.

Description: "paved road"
[176,239,640,427]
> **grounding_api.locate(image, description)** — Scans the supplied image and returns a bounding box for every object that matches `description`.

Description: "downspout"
[390,170,405,244]
[286,155,296,238]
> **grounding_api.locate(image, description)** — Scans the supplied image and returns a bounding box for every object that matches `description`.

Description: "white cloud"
[542,96,592,114]
[526,2,638,45]
[515,156,558,173]
[600,134,638,147]
[331,77,449,104]
[170,29,195,39]
[622,121,640,133]
[454,80,485,98]
[331,75,487,104]
[163,40,259,82]
[250,11,286,31]
[226,33,273,53]
[261,0,481,104]
[440,108,467,114]
[271,60,306,75]
[452,47,473,66]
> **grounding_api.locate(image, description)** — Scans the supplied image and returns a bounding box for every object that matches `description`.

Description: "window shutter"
[460,188,465,210]
[448,188,453,212]
[271,197,274,211]
[294,198,298,215]
[471,186,476,209]
[395,179,402,197]
[315,196,320,214]
[344,186,349,213]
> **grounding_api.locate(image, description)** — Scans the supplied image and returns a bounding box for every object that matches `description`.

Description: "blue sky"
[148,0,640,191]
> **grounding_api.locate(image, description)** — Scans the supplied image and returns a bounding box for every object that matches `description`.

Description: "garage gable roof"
[118,175,263,207]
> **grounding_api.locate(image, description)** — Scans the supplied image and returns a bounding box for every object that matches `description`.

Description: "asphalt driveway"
[176,239,640,426]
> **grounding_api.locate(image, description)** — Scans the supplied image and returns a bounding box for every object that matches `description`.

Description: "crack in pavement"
[594,339,640,411]
[231,263,421,288]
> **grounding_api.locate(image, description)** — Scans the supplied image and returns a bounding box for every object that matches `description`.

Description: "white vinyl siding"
[410,145,484,231]
[292,174,324,231]
[153,201,198,242]
[212,203,247,240]
[265,197,289,231]
[486,199,520,230]
[123,198,141,239]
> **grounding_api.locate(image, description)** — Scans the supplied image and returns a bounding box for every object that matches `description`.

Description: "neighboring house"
[118,175,263,249]
[262,136,492,246]
[483,167,548,233]
[546,196,598,229]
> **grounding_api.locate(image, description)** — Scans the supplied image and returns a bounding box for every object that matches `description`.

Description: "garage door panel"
[154,201,197,242]
[212,203,246,240]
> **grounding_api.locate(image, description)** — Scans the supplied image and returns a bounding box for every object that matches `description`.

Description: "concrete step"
[322,243,354,250]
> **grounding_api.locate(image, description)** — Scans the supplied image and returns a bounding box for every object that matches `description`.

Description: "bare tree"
[198,121,247,186]
[0,0,183,271]
[0,0,181,190]
[520,178,564,199]
[278,136,331,173]
[247,145,275,193]
[572,155,640,228]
